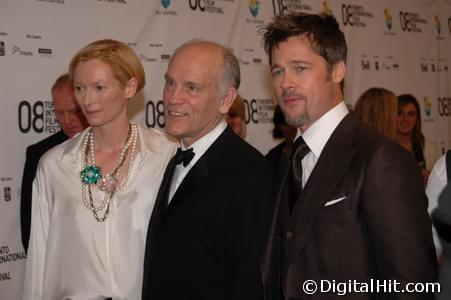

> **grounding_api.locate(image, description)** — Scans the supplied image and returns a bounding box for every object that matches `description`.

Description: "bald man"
[141,41,272,300]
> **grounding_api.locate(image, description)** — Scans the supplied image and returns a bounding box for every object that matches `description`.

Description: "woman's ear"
[125,77,138,98]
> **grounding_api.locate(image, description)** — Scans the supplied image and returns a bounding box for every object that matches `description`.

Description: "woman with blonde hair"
[354,87,398,140]
[23,39,176,299]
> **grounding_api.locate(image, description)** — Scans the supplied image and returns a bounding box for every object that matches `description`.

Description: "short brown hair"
[69,39,145,92]
[260,13,347,69]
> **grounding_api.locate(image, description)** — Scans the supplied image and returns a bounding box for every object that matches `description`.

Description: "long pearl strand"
[80,124,138,222]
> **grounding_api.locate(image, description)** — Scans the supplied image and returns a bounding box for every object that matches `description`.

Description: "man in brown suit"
[260,13,437,299]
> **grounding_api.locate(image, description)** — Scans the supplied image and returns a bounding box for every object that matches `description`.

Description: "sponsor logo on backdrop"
[243,98,273,124]
[272,0,312,17]
[434,15,445,40]
[361,55,399,72]
[12,45,33,56]
[253,58,262,64]
[384,8,392,30]
[0,41,5,56]
[0,31,7,36]
[189,0,224,14]
[17,100,60,133]
[374,60,379,71]
[3,187,11,202]
[157,0,177,15]
[423,97,432,118]
[38,48,52,57]
[161,0,170,9]
[341,4,374,27]
[435,15,441,35]
[26,34,42,39]
[399,11,427,33]
[37,0,64,3]
[322,1,333,15]
[361,59,370,70]
[421,62,428,72]
[437,96,451,117]
[140,53,157,63]
[247,0,263,24]
[161,54,170,61]
[145,99,166,128]
[249,0,259,17]
[0,245,27,282]
[97,0,127,4]
[383,8,396,35]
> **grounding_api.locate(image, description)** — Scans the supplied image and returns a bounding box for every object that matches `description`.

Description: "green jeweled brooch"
[81,165,102,185]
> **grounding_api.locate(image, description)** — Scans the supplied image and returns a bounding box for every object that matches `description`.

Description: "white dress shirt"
[426,153,448,255]
[294,101,349,187]
[23,125,177,300]
[168,120,227,201]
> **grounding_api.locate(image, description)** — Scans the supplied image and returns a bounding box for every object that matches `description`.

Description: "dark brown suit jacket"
[261,112,437,300]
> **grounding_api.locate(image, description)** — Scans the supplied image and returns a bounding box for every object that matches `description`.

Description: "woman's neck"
[91,121,131,153]
[396,132,413,151]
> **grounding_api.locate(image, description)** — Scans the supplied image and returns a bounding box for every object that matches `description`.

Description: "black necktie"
[289,137,310,212]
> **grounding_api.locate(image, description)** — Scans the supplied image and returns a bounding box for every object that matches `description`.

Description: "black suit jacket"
[20,130,68,251]
[261,113,437,300]
[142,126,273,300]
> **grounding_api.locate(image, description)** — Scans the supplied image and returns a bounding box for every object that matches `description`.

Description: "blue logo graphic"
[249,0,260,18]
[161,0,170,9]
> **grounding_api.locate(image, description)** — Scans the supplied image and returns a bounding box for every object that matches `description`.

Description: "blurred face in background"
[397,103,417,136]
[52,81,87,137]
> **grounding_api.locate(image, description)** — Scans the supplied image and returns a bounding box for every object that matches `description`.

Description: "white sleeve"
[22,162,50,300]
[425,154,447,256]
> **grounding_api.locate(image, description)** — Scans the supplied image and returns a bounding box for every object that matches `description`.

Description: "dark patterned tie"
[289,137,310,212]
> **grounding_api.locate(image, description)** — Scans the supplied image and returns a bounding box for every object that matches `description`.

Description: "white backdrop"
[1,0,451,298]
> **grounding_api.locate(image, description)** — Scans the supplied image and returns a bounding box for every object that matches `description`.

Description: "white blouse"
[23,125,177,300]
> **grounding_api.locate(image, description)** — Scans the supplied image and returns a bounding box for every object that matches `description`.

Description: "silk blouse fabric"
[23,125,177,300]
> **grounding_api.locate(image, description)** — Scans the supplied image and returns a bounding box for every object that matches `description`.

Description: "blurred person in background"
[226,94,246,138]
[20,73,88,252]
[354,87,398,140]
[397,94,441,182]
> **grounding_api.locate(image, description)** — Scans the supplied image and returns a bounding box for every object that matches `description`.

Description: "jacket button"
[286,231,293,239]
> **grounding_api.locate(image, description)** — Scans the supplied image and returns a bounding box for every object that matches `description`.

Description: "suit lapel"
[287,113,359,262]
[166,127,231,211]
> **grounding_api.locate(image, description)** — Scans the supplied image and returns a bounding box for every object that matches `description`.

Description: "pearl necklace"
[80,124,138,222]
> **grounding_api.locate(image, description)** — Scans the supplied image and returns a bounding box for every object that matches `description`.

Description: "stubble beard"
[281,105,310,128]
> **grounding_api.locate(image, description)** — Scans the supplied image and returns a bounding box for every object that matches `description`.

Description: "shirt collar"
[180,120,227,167]
[296,101,349,158]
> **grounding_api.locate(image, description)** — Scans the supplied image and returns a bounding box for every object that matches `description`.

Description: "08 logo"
[18,100,44,133]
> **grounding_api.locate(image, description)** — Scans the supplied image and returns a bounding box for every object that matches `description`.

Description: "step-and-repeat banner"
[1,0,451,298]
